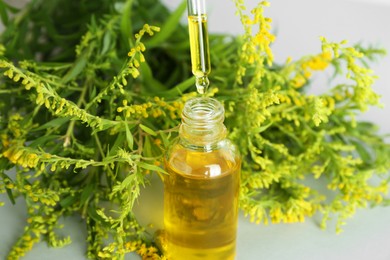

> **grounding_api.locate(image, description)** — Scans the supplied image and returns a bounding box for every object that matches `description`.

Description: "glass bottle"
[163,97,241,260]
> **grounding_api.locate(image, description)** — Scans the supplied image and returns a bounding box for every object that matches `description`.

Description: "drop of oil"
[195,76,209,95]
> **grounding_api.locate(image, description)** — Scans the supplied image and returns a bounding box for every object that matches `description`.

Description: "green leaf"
[32,117,70,131]
[60,195,77,208]
[119,172,137,190]
[159,131,170,148]
[124,122,134,150]
[356,121,379,133]
[1,172,15,205]
[101,31,112,55]
[158,77,195,98]
[143,136,153,157]
[5,186,15,205]
[29,135,61,148]
[80,184,95,205]
[0,1,9,26]
[140,124,157,136]
[350,140,373,163]
[145,0,187,48]
[92,119,116,134]
[108,132,126,156]
[120,0,134,48]
[62,53,88,83]
[138,162,167,174]
[87,205,106,224]
[140,62,166,91]
[253,122,273,133]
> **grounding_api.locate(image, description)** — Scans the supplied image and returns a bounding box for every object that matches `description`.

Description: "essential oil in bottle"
[187,0,211,94]
[163,97,241,260]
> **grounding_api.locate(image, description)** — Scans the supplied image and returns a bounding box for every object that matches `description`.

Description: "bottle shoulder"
[165,139,240,179]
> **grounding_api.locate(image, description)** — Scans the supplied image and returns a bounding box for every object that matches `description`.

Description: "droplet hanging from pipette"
[187,0,211,95]
[195,75,209,94]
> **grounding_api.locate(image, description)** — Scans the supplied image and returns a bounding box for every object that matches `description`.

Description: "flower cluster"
[291,50,333,88]
[233,1,275,85]
[7,205,71,259]
[227,1,389,231]
[116,95,194,121]
[0,60,105,130]
[3,145,40,169]
[321,37,381,111]
[117,100,153,119]
[124,24,161,80]
[98,240,166,260]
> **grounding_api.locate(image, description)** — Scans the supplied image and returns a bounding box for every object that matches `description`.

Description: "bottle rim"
[180,97,226,146]
[181,97,224,127]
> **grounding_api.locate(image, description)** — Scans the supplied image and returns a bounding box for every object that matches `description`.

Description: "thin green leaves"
[80,184,95,205]
[138,161,167,175]
[1,172,15,205]
[120,0,134,48]
[139,124,157,136]
[0,0,9,26]
[158,77,195,98]
[124,122,134,150]
[101,32,112,55]
[32,118,70,132]
[61,53,88,83]
[28,135,62,148]
[60,195,77,208]
[145,0,187,48]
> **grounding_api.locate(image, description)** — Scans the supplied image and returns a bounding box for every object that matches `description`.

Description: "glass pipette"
[187,0,211,94]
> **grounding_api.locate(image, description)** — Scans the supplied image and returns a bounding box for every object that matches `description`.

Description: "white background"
[1,0,390,259]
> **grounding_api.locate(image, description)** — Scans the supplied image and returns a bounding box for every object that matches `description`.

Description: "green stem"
[0,87,25,93]
[94,134,105,159]
[84,33,145,111]
[63,79,89,147]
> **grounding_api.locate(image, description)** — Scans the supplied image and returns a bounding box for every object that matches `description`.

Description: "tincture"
[163,97,241,260]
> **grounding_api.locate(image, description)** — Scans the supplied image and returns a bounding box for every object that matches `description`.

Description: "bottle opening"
[182,97,224,126]
[180,98,226,146]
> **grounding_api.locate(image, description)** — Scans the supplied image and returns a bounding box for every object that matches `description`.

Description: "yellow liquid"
[188,15,211,94]
[164,147,240,260]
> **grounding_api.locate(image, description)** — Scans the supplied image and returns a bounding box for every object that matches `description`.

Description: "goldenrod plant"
[0,0,389,259]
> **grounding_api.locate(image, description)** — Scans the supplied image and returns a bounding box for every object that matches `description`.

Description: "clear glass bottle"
[163,97,241,260]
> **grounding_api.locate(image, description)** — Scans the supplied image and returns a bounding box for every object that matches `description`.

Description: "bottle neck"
[179,97,227,147]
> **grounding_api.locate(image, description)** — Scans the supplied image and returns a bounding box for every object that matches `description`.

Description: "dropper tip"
[195,76,209,95]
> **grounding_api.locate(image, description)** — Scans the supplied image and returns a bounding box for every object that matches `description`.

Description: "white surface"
[1,0,390,259]
[347,0,390,5]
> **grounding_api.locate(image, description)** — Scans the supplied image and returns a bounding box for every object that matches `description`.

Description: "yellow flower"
[153,139,162,146]
[292,74,306,88]
[1,133,9,147]
[302,50,332,72]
